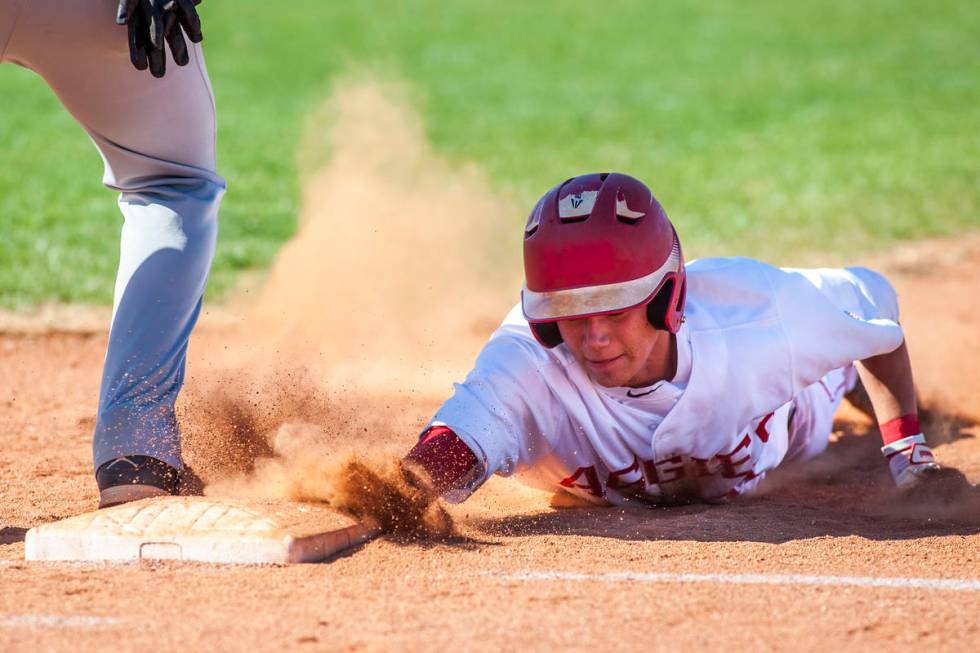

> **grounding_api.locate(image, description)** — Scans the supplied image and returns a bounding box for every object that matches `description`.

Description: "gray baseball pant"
[1,0,225,471]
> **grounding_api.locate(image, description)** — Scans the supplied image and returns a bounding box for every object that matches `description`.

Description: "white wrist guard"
[881,433,940,488]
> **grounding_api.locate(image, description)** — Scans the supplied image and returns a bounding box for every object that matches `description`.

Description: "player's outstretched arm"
[116,0,204,78]
[856,340,941,488]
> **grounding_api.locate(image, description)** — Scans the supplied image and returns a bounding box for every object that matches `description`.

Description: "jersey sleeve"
[426,329,557,503]
[771,265,905,396]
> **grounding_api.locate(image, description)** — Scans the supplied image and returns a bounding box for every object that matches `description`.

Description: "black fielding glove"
[116,0,204,78]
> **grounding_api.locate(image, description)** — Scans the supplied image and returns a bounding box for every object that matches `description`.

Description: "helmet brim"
[522,240,682,322]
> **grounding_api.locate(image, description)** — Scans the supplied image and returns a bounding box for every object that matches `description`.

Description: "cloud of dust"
[878,402,980,525]
[868,467,980,524]
[203,425,454,539]
[180,76,524,535]
[760,399,980,524]
[226,75,522,393]
[179,367,415,481]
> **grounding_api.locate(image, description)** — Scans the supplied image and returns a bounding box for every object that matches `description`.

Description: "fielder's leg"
[2,0,224,502]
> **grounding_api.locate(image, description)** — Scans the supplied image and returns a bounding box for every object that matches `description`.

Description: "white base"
[24,497,380,564]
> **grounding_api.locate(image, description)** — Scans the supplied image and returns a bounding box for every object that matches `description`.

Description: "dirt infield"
[2,235,979,652]
[2,83,978,650]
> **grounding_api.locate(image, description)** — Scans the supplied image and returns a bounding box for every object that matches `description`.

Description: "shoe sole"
[99,484,173,509]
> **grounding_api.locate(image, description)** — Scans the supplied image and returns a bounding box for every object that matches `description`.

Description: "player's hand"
[882,433,941,489]
[116,0,204,79]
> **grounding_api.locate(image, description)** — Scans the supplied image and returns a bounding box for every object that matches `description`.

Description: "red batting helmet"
[521,172,686,348]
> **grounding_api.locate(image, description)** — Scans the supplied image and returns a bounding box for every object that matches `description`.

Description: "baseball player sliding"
[401,172,940,508]
[1,1,222,507]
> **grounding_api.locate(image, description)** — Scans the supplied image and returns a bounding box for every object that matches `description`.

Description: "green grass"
[1,0,977,307]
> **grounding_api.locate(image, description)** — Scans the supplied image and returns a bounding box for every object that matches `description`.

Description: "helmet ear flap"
[646,279,674,331]
[646,276,686,333]
[666,277,687,332]
[529,321,563,348]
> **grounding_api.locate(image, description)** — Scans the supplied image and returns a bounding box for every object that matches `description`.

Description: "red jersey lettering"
[754,412,774,443]
[606,456,646,493]
[649,455,686,484]
[717,434,754,480]
[559,465,604,497]
[690,456,714,478]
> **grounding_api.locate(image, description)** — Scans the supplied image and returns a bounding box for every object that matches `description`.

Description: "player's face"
[557,306,672,388]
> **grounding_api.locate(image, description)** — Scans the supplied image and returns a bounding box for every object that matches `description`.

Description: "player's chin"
[585,364,630,388]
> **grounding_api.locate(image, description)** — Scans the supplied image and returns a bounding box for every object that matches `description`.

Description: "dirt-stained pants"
[1,0,224,471]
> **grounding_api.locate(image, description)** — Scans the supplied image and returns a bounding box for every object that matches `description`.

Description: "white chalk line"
[0,614,123,628]
[489,571,980,592]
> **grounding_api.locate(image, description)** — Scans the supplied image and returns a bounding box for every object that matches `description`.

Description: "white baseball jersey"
[428,258,904,506]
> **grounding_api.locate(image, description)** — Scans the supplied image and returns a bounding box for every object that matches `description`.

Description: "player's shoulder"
[686,256,853,299]
[782,265,895,297]
[684,257,782,316]
[686,255,780,278]
[683,256,849,330]
[685,258,899,328]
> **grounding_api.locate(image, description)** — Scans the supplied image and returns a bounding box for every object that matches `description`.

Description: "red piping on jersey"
[405,426,478,495]
[879,414,921,445]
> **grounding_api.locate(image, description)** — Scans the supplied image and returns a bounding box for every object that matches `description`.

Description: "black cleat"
[96,456,180,509]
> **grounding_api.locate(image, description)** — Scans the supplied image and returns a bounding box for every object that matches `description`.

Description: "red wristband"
[879,414,921,445]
